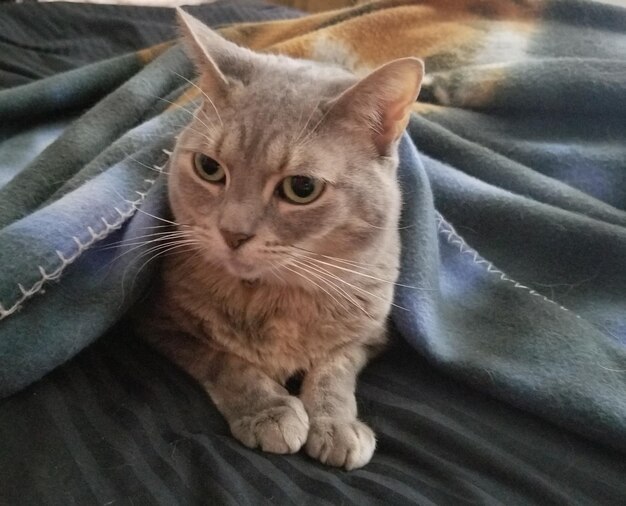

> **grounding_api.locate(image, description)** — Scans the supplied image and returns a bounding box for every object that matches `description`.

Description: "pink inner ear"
[373,86,419,155]
[345,58,423,156]
[375,110,410,155]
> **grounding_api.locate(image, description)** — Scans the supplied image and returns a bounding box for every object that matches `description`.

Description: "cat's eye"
[278,176,324,205]
[194,153,225,183]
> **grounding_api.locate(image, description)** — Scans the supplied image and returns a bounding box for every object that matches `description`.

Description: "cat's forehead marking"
[216,119,290,172]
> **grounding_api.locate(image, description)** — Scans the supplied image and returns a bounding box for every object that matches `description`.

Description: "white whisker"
[268,262,288,285]
[99,230,192,251]
[132,206,189,228]
[125,241,201,296]
[172,71,223,126]
[150,93,218,137]
[293,100,321,146]
[281,262,353,313]
[123,150,171,176]
[357,219,416,231]
[296,97,342,148]
[288,258,372,317]
[295,252,423,290]
[294,256,410,312]
[100,232,194,275]
[285,244,385,269]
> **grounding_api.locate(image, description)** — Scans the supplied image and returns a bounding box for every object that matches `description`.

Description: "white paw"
[230,397,310,454]
[306,417,376,470]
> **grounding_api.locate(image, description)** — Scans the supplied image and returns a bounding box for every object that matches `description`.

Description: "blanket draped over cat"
[1,0,625,453]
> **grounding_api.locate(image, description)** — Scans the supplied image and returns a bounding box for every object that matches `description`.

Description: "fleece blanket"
[1,0,625,456]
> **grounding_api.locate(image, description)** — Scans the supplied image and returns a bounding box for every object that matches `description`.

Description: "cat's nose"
[220,229,254,250]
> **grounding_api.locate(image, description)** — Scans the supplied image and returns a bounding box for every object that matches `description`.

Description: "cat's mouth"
[223,256,263,281]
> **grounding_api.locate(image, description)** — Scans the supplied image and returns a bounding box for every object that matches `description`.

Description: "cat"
[137,8,423,470]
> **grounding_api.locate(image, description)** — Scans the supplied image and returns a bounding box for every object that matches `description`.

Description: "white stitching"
[436,212,579,317]
[0,166,166,321]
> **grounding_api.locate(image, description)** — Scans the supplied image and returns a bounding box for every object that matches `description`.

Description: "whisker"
[132,206,190,228]
[294,256,410,312]
[295,253,426,290]
[268,262,288,285]
[181,121,219,144]
[99,232,194,275]
[296,97,343,148]
[149,93,218,137]
[131,237,198,263]
[289,258,371,316]
[98,230,192,251]
[125,241,201,298]
[171,71,223,126]
[122,150,171,176]
[293,99,321,146]
[132,240,200,277]
[111,188,189,228]
[280,263,353,313]
[292,103,307,144]
[285,244,385,269]
[135,224,178,230]
[357,219,416,231]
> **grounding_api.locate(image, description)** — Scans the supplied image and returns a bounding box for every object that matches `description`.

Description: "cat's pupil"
[199,155,219,174]
[290,176,315,197]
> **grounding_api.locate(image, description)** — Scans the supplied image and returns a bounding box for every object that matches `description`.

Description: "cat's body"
[137,9,423,470]
[149,253,392,383]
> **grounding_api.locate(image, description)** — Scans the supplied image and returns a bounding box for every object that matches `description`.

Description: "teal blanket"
[1,0,625,455]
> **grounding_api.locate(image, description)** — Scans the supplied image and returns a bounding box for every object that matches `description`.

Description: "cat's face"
[168,10,423,283]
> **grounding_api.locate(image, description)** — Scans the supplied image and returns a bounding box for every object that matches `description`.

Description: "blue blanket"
[1,0,625,454]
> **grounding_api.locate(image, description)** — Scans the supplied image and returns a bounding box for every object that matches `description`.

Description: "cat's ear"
[176,8,254,94]
[329,58,424,156]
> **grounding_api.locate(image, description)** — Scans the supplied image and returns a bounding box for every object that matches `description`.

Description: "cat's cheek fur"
[272,198,347,246]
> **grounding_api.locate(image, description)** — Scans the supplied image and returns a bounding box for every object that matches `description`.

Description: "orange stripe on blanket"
[136,41,177,65]
[172,0,544,114]
[221,0,543,71]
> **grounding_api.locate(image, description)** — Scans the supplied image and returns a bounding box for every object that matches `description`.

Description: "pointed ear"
[329,58,424,156]
[176,8,255,95]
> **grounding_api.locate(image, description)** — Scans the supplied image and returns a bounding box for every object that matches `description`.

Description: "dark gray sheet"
[2,328,625,505]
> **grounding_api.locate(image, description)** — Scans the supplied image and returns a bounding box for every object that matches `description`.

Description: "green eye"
[194,153,225,183]
[279,176,324,205]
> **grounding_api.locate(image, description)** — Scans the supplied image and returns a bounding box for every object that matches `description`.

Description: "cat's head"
[168,9,423,283]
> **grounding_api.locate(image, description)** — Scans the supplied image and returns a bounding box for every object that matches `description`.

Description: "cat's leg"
[300,346,375,470]
[146,331,309,454]
[205,351,310,454]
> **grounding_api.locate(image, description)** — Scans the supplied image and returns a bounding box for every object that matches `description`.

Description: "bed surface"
[3,328,626,505]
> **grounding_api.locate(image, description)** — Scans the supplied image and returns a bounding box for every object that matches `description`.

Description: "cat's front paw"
[230,396,310,454]
[306,417,376,470]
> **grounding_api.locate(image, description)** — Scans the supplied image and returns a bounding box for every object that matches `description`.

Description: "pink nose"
[220,229,254,250]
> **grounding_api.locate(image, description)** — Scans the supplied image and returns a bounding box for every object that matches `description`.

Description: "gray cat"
[137,8,423,470]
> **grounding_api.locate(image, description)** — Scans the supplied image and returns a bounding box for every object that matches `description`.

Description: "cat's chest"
[166,271,375,377]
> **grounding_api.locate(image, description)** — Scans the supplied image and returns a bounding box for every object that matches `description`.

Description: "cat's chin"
[222,257,266,282]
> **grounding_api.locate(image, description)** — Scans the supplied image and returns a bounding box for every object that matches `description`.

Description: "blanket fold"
[1,0,625,452]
